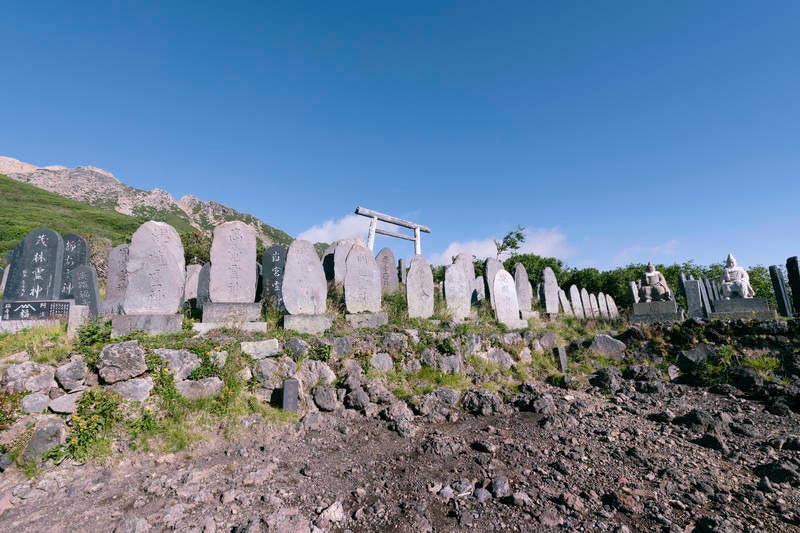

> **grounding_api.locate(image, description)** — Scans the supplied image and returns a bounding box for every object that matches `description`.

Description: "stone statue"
[721,253,754,299]
[638,262,671,302]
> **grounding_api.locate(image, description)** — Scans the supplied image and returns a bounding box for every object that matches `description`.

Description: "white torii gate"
[354,206,431,255]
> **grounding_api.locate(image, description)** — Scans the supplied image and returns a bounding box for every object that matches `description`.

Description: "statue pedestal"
[630,300,683,323]
[709,298,775,320]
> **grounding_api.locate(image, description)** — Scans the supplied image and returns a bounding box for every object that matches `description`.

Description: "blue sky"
[2,1,799,269]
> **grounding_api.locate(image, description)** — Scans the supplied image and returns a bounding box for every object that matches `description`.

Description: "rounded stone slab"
[541,267,560,315]
[104,244,129,313]
[5,228,64,301]
[606,295,620,319]
[580,288,594,318]
[209,221,257,303]
[494,270,525,329]
[344,244,382,313]
[514,263,533,312]
[184,264,202,301]
[445,263,471,321]
[569,285,585,319]
[282,239,327,315]
[484,258,503,309]
[124,221,185,314]
[406,255,434,319]
[589,293,600,318]
[558,289,573,316]
[375,247,399,294]
[332,238,364,286]
[598,292,610,319]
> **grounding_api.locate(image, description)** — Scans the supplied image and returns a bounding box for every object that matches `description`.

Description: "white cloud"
[428,227,573,266]
[297,214,371,244]
[613,239,679,264]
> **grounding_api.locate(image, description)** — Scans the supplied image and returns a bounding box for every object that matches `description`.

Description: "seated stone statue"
[638,262,671,302]
[721,253,754,299]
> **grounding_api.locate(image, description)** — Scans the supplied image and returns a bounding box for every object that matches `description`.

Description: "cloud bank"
[297,214,371,244]
[428,227,573,266]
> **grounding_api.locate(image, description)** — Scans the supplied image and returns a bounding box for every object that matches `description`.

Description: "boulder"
[371,352,394,373]
[589,367,623,392]
[176,377,224,400]
[154,348,201,381]
[312,385,337,411]
[21,393,49,413]
[2,362,55,393]
[414,387,461,422]
[462,388,507,416]
[49,391,83,414]
[98,341,147,384]
[240,339,280,359]
[677,343,717,371]
[54,360,88,392]
[381,401,415,437]
[284,338,310,358]
[588,334,626,359]
[22,416,67,462]
[108,377,154,401]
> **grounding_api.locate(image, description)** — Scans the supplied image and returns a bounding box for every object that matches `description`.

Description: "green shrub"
[68,388,122,462]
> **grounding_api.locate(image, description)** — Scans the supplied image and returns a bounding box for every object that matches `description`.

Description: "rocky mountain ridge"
[0,156,291,247]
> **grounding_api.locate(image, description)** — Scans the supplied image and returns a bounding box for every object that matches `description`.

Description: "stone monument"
[282,240,331,334]
[60,233,89,299]
[344,244,387,327]
[376,247,399,294]
[720,254,754,299]
[606,295,620,319]
[70,265,100,317]
[114,221,185,336]
[4,228,64,302]
[769,265,793,318]
[184,264,202,303]
[569,285,584,319]
[262,245,288,312]
[406,255,433,319]
[540,267,560,317]
[493,270,527,329]
[580,288,593,318]
[786,256,800,317]
[514,263,535,319]
[445,262,471,321]
[484,258,503,308]
[597,293,609,320]
[708,254,773,320]
[102,244,129,315]
[630,262,682,323]
[558,289,573,316]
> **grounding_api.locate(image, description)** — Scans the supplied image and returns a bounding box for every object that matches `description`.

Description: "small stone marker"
[555,346,568,373]
[196,263,211,310]
[589,293,600,318]
[445,263,471,321]
[123,221,185,314]
[282,378,299,412]
[344,244,382,313]
[569,285,584,319]
[103,244,129,314]
[606,295,620,319]
[60,233,89,299]
[558,289,573,316]
[597,293,610,320]
[683,279,705,318]
[398,258,407,284]
[541,267,560,315]
[786,257,800,316]
[406,254,434,319]
[580,288,594,318]
[5,228,64,301]
[262,245,288,311]
[769,265,793,318]
[283,240,327,315]
[474,276,485,301]
[493,270,526,329]
[184,264,202,301]
[376,247,399,294]
[514,263,533,312]
[629,281,640,304]
[209,221,256,303]
[70,265,100,317]
[484,258,503,308]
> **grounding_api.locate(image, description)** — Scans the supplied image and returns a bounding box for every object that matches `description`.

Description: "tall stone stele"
[4,228,64,302]
[209,221,257,304]
[514,263,533,313]
[344,244,382,314]
[493,270,527,329]
[540,267,560,316]
[114,221,185,336]
[60,233,89,299]
[375,247,399,294]
[262,245,288,312]
[406,255,433,319]
[103,244,129,315]
[445,262,471,321]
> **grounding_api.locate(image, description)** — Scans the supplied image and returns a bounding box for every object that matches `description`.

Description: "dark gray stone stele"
[282,378,299,412]
[262,245,287,312]
[398,259,407,284]
[60,233,89,299]
[555,346,568,373]
[196,263,211,310]
[1,300,70,321]
[786,257,800,317]
[4,228,64,301]
[255,262,263,302]
[769,265,793,318]
[683,279,706,319]
[70,265,100,317]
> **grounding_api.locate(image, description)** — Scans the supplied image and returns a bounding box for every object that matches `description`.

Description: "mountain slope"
[0,156,292,249]
[0,173,144,263]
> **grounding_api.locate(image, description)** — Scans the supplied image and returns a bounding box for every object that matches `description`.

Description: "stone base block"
[202,302,261,324]
[520,310,540,320]
[112,314,183,337]
[502,319,529,330]
[193,322,268,334]
[346,312,389,329]
[67,305,90,337]
[283,314,333,335]
[631,300,683,323]
[709,298,775,320]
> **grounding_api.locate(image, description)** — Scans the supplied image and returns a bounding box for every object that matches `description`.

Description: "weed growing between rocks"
[0,391,24,430]
[67,388,121,462]
[0,324,73,364]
